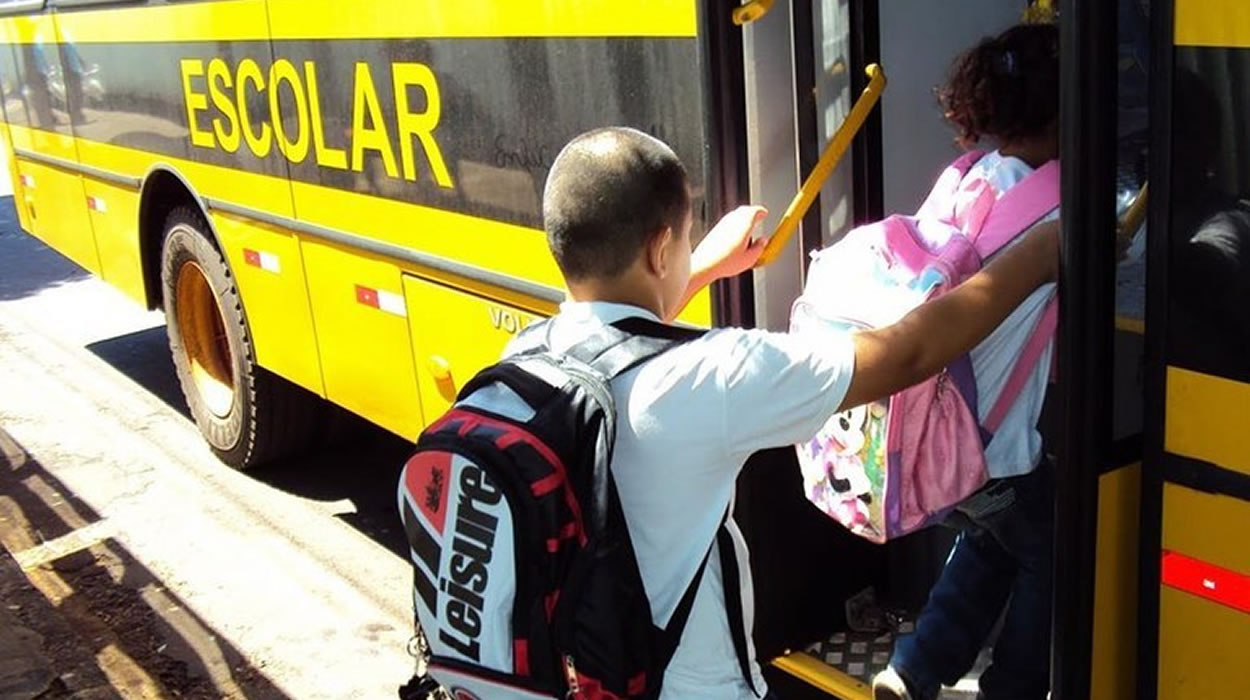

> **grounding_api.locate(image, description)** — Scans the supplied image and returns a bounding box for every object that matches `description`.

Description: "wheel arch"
[137,164,227,310]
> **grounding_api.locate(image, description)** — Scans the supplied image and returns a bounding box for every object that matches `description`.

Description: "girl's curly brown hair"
[937,23,1059,148]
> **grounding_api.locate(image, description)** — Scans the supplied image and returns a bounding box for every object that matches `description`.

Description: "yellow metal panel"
[0,125,33,234]
[1091,464,1140,700]
[53,0,272,44]
[770,651,870,699]
[290,180,713,327]
[675,288,712,327]
[1158,587,1250,698]
[289,179,562,310]
[82,179,145,305]
[10,125,711,330]
[266,0,697,40]
[1162,483,1250,574]
[301,238,422,438]
[214,212,324,397]
[70,138,295,218]
[404,276,544,419]
[1158,484,1250,698]
[4,12,49,45]
[1175,0,1250,48]
[3,124,76,165]
[7,125,296,218]
[1165,367,1250,477]
[18,160,100,275]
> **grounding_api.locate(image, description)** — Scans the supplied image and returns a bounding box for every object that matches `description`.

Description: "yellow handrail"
[732,0,776,26]
[771,652,870,698]
[1116,182,1148,258]
[756,63,887,267]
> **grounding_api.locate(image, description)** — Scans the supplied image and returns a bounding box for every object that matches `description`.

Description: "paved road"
[0,184,420,696]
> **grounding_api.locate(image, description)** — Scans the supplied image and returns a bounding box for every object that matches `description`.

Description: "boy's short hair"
[543,127,690,281]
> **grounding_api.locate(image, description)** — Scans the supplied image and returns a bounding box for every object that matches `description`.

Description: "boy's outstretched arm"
[673,206,769,318]
[840,219,1060,411]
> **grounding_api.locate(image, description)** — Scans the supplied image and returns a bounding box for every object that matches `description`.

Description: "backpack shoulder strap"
[915,150,986,219]
[654,508,761,698]
[716,522,762,697]
[983,296,1058,435]
[506,318,552,358]
[563,316,706,382]
[972,159,1060,259]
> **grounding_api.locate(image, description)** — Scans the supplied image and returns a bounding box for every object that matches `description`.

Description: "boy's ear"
[645,225,674,277]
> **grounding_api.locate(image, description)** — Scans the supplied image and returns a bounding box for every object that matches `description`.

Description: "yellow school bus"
[0,0,714,468]
[0,0,1245,698]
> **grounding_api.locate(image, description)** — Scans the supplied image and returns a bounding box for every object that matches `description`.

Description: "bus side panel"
[81,178,144,305]
[1090,464,1141,700]
[300,238,422,439]
[215,212,325,397]
[1156,483,1250,699]
[15,157,98,275]
[0,30,30,235]
[403,276,541,421]
[2,15,99,276]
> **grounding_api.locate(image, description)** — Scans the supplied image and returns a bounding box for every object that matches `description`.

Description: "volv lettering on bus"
[437,464,501,661]
[488,305,533,336]
[180,57,454,189]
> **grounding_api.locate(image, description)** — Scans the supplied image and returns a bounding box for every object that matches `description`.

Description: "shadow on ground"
[0,196,91,303]
[0,428,291,699]
[86,324,412,559]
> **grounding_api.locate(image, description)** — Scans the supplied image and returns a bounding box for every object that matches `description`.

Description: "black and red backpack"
[397,317,755,699]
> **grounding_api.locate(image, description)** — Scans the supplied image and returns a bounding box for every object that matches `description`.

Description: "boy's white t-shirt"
[957,150,1060,478]
[509,301,856,700]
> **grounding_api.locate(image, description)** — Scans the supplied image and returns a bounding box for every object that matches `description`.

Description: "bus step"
[801,624,989,699]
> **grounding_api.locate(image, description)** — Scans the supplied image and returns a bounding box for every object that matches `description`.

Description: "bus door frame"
[1053,0,1121,698]
[1136,0,1174,695]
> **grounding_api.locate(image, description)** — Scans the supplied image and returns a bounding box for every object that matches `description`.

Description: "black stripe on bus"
[1162,453,1250,503]
[0,36,706,233]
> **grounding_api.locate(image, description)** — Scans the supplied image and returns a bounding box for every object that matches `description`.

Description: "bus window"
[1166,49,1250,383]
[0,1,42,17]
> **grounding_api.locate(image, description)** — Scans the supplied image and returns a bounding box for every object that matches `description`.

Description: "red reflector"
[1161,550,1250,614]
[355,284,379,308]
[243,249,261,267]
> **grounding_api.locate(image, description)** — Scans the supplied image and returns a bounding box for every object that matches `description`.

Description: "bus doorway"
[713,1,1153,698]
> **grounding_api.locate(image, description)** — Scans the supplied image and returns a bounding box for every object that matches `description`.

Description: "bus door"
[717,2,1053,698]
[1138,0,1250,697]
[0,1,100,276]
[724,1,1158,697]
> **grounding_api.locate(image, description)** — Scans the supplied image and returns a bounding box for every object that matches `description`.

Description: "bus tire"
[159,206,321,469]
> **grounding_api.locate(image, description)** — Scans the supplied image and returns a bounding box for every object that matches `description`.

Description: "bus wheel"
[160,207,320,468]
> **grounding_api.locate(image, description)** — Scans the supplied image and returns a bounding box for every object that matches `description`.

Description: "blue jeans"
[889,461,1054,700]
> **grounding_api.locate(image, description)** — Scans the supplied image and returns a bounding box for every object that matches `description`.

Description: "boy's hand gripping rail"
[756,64,887,267]
[732,0,775,25]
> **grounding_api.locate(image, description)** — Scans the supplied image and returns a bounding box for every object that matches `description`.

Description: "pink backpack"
[790,152,1058,543]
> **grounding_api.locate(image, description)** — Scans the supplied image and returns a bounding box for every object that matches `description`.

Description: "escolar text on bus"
[180,57,454,189]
